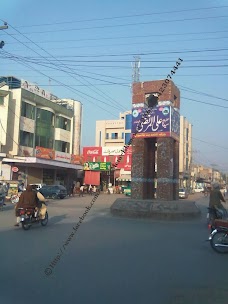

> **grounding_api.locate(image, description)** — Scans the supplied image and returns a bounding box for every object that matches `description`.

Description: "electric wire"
[5,24,126,112]
[3,15,228,35]
[14,5,228,28]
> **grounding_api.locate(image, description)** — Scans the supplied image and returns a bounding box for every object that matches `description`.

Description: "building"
[179,116,193,188]
[95,111,132,146]
[0,76,83,187]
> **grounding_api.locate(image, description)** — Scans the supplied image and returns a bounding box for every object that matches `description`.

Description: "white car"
[29,184,45,191]
[194,187,204,193]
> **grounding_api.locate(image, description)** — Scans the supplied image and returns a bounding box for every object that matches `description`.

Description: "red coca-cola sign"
[83,147,102,157]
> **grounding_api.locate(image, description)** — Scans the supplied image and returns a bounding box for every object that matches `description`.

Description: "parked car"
[39,185,67,199]
[194,187,204,193]
[179,188,188,199]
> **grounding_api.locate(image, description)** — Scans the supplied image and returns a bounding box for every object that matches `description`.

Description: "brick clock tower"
[131,80,180,201]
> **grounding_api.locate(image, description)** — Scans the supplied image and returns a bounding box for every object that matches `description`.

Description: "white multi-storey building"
[0,76,83,187]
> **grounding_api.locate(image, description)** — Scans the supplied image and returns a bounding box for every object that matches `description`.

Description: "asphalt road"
[0,193,228,304]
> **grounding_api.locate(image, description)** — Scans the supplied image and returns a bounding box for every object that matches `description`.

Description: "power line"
[13,5,228,28]
[0,50,118,115]
[6,30,228,45]
[7,47,228,58]
[178,84,228,103]
[3,15,228,36]
[182,96,228,109]
[5,24,126,112]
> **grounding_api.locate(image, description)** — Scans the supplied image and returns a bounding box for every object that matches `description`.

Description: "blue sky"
[0,0,228,173]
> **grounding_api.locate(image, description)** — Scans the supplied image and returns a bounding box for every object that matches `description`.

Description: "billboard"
[83,162,111,171]
[132,105,180,141]
[35,147,55,160]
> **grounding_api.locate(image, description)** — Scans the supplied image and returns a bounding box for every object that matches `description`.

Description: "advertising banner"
[171,107,180,141]
[35,146,55,160]
[55,151,71,163]
[71,154,84,165]
[132,106,171,138]
[83,162,111,171]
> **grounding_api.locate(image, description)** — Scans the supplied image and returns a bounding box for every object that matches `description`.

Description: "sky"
[0,0,228,173]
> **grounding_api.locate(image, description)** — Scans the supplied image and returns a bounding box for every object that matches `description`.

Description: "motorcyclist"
[209,182,227,219]
[14,185,40,227]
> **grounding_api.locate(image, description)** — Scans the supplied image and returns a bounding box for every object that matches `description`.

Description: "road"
[0,192,228,304]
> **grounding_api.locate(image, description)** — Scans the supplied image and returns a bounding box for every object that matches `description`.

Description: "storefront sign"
[21,79,51,100]
[12,166,19,172]
[83,162,111,171]
[102,146,123,156]
[55,151,71,163]
[35,146,55,160]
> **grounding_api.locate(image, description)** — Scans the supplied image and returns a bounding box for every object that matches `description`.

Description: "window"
[186,128,189,141]
[35,109,54,149]
[20,131,34,147]
[125,114,132,130]
[21,101,35,120]
[122,132,124,139]
[111,133,118,139]
[55,140,70,153]
[0,96,4,105]
[125,133,131,145]
[56,116,71,131]
[106,133,109,139]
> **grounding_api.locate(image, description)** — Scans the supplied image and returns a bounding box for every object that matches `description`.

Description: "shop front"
[2,153,83,191]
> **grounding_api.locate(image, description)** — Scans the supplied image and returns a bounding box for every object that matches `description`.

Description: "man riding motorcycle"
[209,182,227,219]
[14,185,45,227]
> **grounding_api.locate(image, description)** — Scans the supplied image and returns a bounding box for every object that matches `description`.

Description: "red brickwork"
[132,80,180,109]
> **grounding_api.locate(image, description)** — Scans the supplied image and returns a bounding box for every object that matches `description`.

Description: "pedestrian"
[0,182,8,206]
[70,183,75,197]
[88,184,92,195]
[79,184,84,197]
[18,182,25,193]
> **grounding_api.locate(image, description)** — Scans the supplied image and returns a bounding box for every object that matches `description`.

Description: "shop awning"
[2,157,83,170]
[116,175,131,181]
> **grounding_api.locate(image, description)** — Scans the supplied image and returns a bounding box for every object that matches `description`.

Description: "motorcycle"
[207,207,223,228]
[18,203,48,230]
[209,219,228,253]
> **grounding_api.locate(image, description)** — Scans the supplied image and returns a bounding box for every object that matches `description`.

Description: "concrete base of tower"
[110,198,201,220]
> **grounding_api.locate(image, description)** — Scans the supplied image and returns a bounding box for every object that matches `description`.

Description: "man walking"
[79,184,84,197]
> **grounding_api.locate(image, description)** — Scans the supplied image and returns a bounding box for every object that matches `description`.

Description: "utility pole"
[0,22,8,49]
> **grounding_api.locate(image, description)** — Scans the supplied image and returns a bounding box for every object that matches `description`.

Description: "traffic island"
[110,198,201,220]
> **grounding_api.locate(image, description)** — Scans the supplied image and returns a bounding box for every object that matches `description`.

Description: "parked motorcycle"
[18,203,48,230]
[209,220,228,254]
